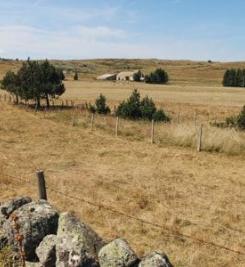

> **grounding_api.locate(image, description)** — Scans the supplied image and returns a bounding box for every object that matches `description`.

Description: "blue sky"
[1,0,245,61]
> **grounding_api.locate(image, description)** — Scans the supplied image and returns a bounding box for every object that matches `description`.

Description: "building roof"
[97,73,117,80]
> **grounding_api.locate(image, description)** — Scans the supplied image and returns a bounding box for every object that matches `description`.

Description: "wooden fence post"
[194,111,197,128]
[91,113,94,130]
[197,124,203,152]
[36,170,47,200]
[151,119,155,144]
[115,116,119,137]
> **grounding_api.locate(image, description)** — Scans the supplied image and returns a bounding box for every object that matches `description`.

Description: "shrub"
[88,94,110,114]
[152,109,170,122]
[223,68,245,87]
[116,89,170,122]
[140,96,157,120]
[237,106,245,130]
[116,89,141,119]
[95,94,110,114]
[133,71,143,82]
[145,68,169,84]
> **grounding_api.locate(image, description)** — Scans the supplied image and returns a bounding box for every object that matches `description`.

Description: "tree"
[116,89,170,122]
[93,94,110,114]
[116,89,141,120]
[133,71,143,82]
[223,68,245,87]
[145,68,169,84]
[74,71,78,81]
[1,59,66,109]
[1,71,21,103]
[140,96,156,120]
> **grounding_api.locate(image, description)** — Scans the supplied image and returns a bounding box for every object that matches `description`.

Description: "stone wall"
[0,197,173,267]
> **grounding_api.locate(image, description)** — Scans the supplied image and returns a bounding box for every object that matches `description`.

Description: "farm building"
[116,70,139,81]
[97,73,117,81]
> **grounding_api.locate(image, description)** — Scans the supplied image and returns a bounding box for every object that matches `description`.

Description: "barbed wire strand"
[47,186,245,256]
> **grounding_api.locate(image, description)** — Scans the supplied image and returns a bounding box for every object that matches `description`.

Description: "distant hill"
[2,58,245,86]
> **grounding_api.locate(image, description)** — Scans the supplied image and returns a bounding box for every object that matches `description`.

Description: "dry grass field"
[0,102,245,267]
[0,59,245,266]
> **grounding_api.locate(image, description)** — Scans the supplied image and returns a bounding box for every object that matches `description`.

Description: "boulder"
[0,231,7,250]
[56,212,105,267]
[0,197,32,226]
[3,200,59,261]
[98,238,139,267]
[139,252,173,267]
[36,235,57,267]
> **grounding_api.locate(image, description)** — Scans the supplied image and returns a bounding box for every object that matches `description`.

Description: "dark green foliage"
[152,109,170,122]
[140,96,157,120]
[133,70,143,82]
[95,94,111,114]
[145,68,169,84]
[74,71,78,81]
[237,106,245,129]
[1,71,21,103]
[89,94,110,114]
[116,89,141,120]
[223,68,245,87]
[116,89,170,122]
[1,59,65,109]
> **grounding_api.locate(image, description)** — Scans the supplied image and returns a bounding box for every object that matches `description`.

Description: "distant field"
[2,58,245,86]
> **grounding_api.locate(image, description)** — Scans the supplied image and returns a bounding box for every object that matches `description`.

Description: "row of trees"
[1,59,65,109]
[223,68,245,87]
[89,90,170,122]
[133,68,169,84]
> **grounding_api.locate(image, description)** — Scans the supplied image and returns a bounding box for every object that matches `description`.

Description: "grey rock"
[36,235,57,267]
[56,212,105,267]
[98,238,139,267]
[3,200,59,262]
[0,197,32,226]
[139,252,173,267]
[0,231,8,250]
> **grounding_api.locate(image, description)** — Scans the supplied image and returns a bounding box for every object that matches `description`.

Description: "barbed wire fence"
[1,168,244,258]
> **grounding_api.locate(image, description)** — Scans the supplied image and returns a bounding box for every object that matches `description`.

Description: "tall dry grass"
[46,109,245,156]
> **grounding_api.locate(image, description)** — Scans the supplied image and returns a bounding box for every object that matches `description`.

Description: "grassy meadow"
[0,59,245,266]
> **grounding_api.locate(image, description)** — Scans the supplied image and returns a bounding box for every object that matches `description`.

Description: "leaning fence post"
[115,116,119,137]
[36,170,47,200]
[91,113,94,130]
[151,119,155,144]
[197,124,203,152]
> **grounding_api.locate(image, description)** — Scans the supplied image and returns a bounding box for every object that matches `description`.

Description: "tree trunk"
[45,94,50,109]
[15,95,19,104]
[35,97,41,111]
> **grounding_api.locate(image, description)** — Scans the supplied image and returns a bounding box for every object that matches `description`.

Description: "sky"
[1,0,245,61]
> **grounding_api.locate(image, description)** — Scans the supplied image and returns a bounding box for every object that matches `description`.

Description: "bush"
[145,68,169,84]
[223,68,245,87]
[133,71,143,82]
[237,106,245,130]
[140,96,157,120]
[88,94,110,114]
[221,106,245,130]
[116,89,170,122]
[152,109,170,122]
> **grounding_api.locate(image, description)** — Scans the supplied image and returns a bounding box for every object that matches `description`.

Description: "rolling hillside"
[2,58,245,86]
